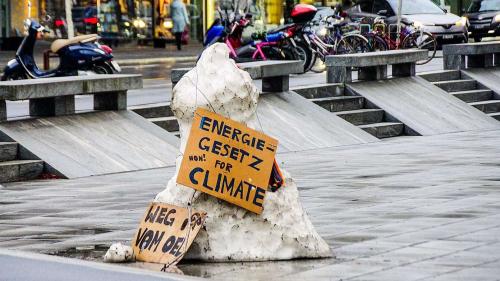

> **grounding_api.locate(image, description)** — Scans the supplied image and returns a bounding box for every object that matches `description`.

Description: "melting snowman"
[154,43,331,261]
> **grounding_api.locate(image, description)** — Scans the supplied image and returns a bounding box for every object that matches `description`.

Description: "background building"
[0,0,477,50]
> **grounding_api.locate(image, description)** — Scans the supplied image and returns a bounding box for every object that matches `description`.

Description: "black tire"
[287,41,313,74]
[305,52,317,73]
[402,31,437,65]
[474,36,482,42]
[264,46,286,60]
[336,35,370,55]
[92,62,114,74]
[1,72,28,81]
[365,33,388,52]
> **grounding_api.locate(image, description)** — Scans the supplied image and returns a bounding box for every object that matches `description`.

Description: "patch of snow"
[103,242,135,263]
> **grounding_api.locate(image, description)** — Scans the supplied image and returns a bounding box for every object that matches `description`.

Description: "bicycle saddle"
[267,23,295,34]
[327,21,348,29]
[51,34,99,53]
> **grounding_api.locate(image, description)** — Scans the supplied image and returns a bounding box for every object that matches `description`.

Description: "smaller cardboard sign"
[132,202,206,265]
[177,108,279,214]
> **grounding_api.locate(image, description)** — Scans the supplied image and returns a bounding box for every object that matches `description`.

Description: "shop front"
[201,0,338,38]
[1,0,39,50]
[36,0,201,44]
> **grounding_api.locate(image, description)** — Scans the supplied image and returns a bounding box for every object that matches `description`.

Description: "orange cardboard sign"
[132,202,206,265]
[177,108,278,214]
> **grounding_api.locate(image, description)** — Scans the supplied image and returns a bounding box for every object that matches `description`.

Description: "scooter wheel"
[1,72,28,81]
[91,63,114,74]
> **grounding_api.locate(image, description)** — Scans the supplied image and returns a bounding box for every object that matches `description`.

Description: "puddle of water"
[46,228,113,260]
[0,201,21,205]
[51,244,337,278]
[49,244,110,261]
[384,213,422,219]
[0,214,32,220]
[333,235,376,243]
[354,174,386,179]
[177,258,336,278]
[430,213,477,219]
[58,228,111,236]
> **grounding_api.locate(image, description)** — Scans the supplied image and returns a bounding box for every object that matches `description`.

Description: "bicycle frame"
[303,27,339,60]
[251,41,278,60]
[225,37,277,61]
[372,23,422,49]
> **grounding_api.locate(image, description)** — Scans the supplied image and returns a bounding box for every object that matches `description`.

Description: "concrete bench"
[171,60,303,92]
[325,49,428,83]
[0,74,142,121]
[443,42,500,70]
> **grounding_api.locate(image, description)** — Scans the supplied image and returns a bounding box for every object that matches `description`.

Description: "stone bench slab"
[442,42,500,55]
[0,74,142,100]
[325,49,427,67]
[239,60,303,78]
[0,74,143,120]
[443,42,500,70]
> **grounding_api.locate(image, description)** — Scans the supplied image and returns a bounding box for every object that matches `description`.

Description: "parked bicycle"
[302,14,370,72]
[362,17,437,65]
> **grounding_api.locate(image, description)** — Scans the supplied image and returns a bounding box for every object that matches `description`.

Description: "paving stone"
[349,265,438,281]
[336,109,384,125]
[0,130,500,280]
[359,122,404,139]
[423,266,500,281]
[450,89,492,103]
[418,70,461,82]
[148,116,179,132]
[470,100,500,114]
[432,79,477,92]
[129,102,174,118]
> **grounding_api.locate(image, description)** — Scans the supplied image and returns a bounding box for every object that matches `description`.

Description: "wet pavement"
[1,129,500,280]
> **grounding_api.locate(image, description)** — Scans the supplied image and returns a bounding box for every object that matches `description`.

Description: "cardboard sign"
[132,202,206,265]
[177,108,278,214]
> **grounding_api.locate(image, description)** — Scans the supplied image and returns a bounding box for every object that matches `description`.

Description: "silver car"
[349,0,468,44]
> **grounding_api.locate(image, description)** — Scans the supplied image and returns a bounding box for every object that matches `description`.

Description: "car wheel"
[474,36,482,42]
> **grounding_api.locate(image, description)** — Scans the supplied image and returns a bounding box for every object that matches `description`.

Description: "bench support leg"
[94,91,127,111]
[392,63,416,77]
[262,76,289,92]
[358,65,387,81]
[327,66,351,83]
[444,54,464,70]
[29,96,75,117]
[0,100,6,122]
[468,54,494,68]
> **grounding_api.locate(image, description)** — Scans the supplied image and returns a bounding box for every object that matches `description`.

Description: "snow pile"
[155,43,331,261]
[103,242,134,263]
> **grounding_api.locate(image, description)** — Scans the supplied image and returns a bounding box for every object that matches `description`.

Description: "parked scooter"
[1,19,120,81]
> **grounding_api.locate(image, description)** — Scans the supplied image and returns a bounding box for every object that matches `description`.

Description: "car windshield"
[387,0,445,14]
[468,0,500,12]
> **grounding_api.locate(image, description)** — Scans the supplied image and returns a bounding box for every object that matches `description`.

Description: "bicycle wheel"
[305,51,317,73]
[401,31,437,65]
[283,39,314,74]
[336,34,370,54]
[364,33,388,52]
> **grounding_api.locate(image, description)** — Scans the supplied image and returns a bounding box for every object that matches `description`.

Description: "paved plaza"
[1,128,499,280]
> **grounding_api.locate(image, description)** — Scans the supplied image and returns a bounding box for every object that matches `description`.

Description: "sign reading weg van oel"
[177,108,278,214]
[132,202,206,265]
